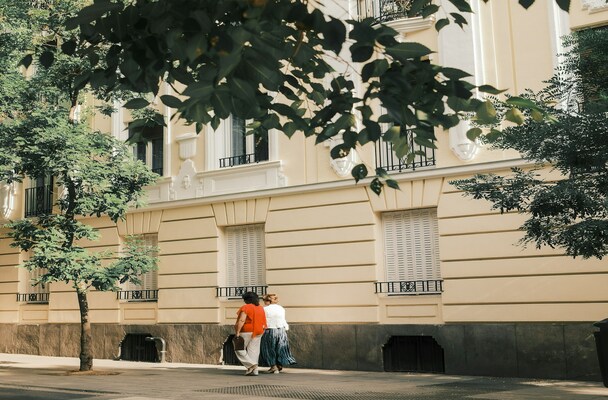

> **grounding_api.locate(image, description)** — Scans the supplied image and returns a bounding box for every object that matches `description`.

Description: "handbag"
[232,335,245,351]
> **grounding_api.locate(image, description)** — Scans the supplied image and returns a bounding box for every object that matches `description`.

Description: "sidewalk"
[0,353,607,399]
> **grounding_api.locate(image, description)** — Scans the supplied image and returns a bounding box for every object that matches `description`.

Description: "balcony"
[16,292,49,304]
[375,132,436,173]
[216,285,268,298]
[375,280,443,295]
[24,185,53,217]
[117,289,158,302]
[359,0,416,24]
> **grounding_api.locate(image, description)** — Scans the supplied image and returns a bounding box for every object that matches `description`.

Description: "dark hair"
[242,291,260,306]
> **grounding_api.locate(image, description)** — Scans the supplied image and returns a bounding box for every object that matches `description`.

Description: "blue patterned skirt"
[259,328,296,367]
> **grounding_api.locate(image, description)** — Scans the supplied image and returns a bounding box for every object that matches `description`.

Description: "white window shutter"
[382,209,440,283]
[226,224,265,287]
[129,233,158,291]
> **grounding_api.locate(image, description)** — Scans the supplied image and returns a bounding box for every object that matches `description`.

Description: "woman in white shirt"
[259,293,296,373]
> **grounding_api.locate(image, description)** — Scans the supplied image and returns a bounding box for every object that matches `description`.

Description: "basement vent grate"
[197,384,456,400]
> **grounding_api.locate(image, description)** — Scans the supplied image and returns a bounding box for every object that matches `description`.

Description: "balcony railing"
[219,153,259,168]
[117,289,158,302]
[216,285,268,298]
[16,292,50,303]
[24,185,53,217]
[375,132,436,173]
[375,280,443,294]
[358,0,416,24]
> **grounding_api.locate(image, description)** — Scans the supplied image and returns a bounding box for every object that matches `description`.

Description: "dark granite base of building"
[0,322,599,381]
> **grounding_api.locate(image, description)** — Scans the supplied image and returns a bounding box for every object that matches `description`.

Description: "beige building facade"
[0,0,606,380]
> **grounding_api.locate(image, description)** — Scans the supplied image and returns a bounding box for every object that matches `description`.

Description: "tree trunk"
[76,289,93,371]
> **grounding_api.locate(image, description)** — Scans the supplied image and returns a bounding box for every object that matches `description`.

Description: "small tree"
[0,0,158,371]
[452,28,608,259]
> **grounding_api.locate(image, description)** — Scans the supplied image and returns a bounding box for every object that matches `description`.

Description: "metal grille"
[358,0,417,24]
[16,292,49,303]
[216,285,267,298]
[198,385,431,400]
[375,133,436,173]
[375,280,443,294]
[117,289,158,301]
[24,185,53,217]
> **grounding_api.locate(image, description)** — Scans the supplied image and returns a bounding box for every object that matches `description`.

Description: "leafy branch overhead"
[52,0,566,193]
[452,28,608,259]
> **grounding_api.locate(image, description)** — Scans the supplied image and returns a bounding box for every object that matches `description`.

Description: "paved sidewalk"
[0,353,607,399]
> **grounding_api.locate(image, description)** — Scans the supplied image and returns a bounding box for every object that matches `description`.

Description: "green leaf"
[19,54,33,69]
[370,177,383,195]
[505,96,539,110]
[160,95,183,109]
[123,98,150,110]
[386,42,433,61]
[518,0,535,8]
[61,40,77,56]
[229,78,256,101]
[39,51,54,69]
[448,0,473,12]
[555,0,570,11]
[485,128,503,142]
[386,179,400,190]
[505,107,525,125]
[478,85,507,95]
[466,127,483,141]
[351,44,374,63]
[475,100,497,124]
[435,18,450,31]
[421,4,440,18]
[322,18,346,53]
[351,163,368,183]
[531,109,544,122]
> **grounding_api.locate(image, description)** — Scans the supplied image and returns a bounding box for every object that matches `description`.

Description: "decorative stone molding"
[449,121,479,162]
[169,159,204,201]
[384,16,435,35]
[175,133,198,160]
[200,160,285,196]
[0,182,16,221]
[581,0,608,13]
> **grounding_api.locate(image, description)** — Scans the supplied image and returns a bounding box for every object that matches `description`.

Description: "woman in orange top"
[234,291,267,376]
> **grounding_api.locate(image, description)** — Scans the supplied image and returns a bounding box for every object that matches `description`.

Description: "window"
[218,115,269,168]
[375,129,436,173]
[217,224,266,297]
[118,234,159,302]
[131,125,164,176]
[358,0,415,24]
[24,175,53,217]
[377,208,442,294]
[17,267,50,304]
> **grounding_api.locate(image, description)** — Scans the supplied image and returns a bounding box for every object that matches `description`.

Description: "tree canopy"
[41,0,567,192]
[0,0,158,371]
[452,28,608,259]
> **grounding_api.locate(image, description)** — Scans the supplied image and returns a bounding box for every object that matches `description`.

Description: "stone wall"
[0,322,600,381]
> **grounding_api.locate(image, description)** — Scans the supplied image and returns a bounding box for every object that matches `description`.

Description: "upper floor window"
[376,208,442,294]
[24,176,53,218]
[206,115,269,170]
[375,128,435,173]
[117,233,159,302]
[17,263,50,304]
[131,125,164,176]
[358,0,416,24]
[217,224,266,298]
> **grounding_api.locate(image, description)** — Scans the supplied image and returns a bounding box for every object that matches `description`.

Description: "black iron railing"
[216,285,268,298]
[375,280,443,294]
[117,290,159,301]
[16,292,50,303]
[24,185,53,217]
[375,132,436,173]
[219,153,258,168]
[358,0,416,24]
